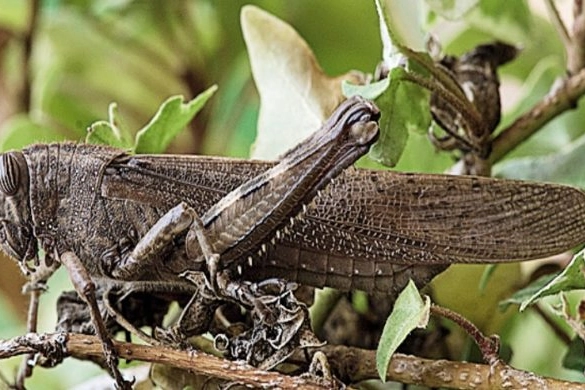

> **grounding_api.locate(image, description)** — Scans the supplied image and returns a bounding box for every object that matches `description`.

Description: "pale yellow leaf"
[431,263,520,334]
[241,5,364,159]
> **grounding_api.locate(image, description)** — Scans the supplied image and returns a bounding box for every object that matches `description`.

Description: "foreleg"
[60,251,132,390]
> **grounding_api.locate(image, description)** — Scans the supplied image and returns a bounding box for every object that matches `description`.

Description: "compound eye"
[0,153,20,196]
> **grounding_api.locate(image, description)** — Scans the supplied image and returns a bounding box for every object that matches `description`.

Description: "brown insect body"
[2,138,585,296]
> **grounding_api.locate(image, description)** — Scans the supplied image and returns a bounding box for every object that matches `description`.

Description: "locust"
[1,94,585,387]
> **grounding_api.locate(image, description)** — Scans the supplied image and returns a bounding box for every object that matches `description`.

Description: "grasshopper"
[2,94,585,386]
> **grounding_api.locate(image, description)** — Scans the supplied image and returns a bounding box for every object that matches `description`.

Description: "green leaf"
[367,0,435,167]
[425,0,480,20]
[376,280,430,381]
[86,102,133,149]
[519,249,585,311]
[392,131,453,173]
[0,114,66,151]
[134,86,217,154]
[563,337,585,372]
[478,264,497,293]
[202,56,259,158]
[352,290,370,315]
[86,121,128,149]
[370,66,431,167]
[498,57,562,132]
[466,0,532,42]
[342,78,389,100]
[494,132,585,188]
[498,273,558,311]
[479,0,531,30]
[309,288,343,334]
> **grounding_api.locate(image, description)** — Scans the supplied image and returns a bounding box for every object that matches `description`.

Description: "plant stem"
[430,304,499,365]
[490,68,585,163]
[20,0,39,113]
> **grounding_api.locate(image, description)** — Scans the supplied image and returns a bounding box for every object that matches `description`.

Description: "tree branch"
[489,67,585,163]
[296,345,585,389]
[1,332,584,389]
[568,0,585,74]
[0,332,332,390]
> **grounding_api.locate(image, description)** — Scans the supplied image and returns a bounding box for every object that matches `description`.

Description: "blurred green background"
[0,0,584,388]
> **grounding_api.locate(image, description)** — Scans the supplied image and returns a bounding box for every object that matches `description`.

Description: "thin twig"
[545,0,572,46]
[430,304,499,365]
[20,0,39,112]
[568,0,585,74]
[15,288,41,388]
[489,67,585,163]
